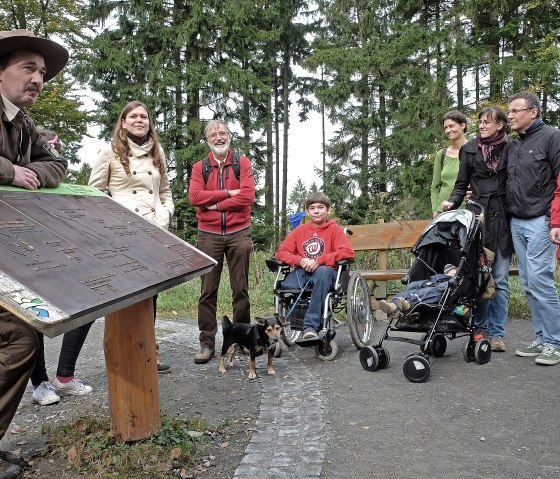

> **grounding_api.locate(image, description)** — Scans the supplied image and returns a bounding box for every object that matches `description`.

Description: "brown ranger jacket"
[0,97,68,187]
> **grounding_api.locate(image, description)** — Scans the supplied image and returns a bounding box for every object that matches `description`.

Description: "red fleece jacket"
[275,219,355,268]
[189,150,255,235]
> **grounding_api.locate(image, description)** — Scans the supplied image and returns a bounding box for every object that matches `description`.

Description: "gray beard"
[211,143,230,157]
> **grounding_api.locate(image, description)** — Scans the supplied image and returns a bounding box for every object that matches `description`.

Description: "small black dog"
[218,315,283,379]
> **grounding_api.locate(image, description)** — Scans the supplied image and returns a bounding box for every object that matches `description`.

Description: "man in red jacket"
[189,120,255,363]
[275,192,355,340]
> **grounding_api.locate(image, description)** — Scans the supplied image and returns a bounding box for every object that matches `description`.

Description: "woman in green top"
[430,110,468,217]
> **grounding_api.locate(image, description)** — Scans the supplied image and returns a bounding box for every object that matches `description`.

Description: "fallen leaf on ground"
[220,442,229,448]
[67,447,78,461]
[170,447,182,459]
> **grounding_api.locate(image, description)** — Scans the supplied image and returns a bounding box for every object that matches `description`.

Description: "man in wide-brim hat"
[0,29,69,479]
[0,29,69,82]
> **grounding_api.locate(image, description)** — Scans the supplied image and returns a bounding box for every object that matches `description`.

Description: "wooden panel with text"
[0,184,215,337]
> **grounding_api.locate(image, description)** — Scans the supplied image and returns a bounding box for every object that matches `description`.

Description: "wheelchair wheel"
[347,274,373,349]
[315,339,338,361]
[279,302,301,347]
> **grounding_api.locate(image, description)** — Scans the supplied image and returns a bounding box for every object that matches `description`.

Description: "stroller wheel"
[462,340,475,362]
[474,339,492,365]
[377,346,391,369]
[431,334,447,357]
[315,339,338,361]
[420,333,446,357]
[359,346,379,371]
[402,354,431,383]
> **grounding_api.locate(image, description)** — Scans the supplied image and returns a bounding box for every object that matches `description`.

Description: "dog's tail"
[222,315,233,337]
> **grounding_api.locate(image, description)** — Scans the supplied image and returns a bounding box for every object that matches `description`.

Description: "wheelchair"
[265,258,373,360]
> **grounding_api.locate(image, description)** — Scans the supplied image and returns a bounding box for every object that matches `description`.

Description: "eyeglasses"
[478,120,495,126]
[507,108,531,115]
[207,131,230,140]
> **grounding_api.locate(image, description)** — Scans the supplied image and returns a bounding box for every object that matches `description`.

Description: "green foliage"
[64,162,92,185]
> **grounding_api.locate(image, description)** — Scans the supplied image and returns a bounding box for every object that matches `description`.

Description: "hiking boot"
[535,344,560,365]
[515,340,544,357]
[51,377,93,396]
[473,330,488,342]
[194,347,215,364]
[302,328,318,340]
[157,362,171,373]
[0,460,23,479]
[32,381,60,406]
[489,337,506,352]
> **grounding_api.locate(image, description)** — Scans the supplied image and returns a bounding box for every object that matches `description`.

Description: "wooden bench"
[346,220,518,300]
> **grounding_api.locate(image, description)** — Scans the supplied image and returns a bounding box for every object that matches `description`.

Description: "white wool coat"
[89,139,174,229]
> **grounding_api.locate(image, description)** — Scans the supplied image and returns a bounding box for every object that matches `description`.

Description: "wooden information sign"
[0,184,215,337]
[0,184,216,440]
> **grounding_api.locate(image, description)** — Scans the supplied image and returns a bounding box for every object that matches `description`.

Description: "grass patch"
[41,415,206,478]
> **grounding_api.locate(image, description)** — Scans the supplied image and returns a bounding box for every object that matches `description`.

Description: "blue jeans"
[475,246,511,338]
[281,266,337,331]
[511,216,560,347]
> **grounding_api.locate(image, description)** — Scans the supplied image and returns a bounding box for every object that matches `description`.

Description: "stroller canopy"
[412,209,477,255]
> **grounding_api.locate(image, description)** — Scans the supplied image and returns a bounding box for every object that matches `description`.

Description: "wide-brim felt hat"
[0,29,69,82]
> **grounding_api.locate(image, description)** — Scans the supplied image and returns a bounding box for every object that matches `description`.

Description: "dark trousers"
[30,321,93,386]
[0,313,38,440]
[197,229,252,349]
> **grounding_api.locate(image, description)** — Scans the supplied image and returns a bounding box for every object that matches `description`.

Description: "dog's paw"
[248,372,258,380]
[218,367,226,374]
[267,368,276,376]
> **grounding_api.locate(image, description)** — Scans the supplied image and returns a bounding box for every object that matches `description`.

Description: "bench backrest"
[346,220,430,252]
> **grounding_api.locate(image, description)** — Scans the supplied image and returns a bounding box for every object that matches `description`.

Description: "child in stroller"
[378,264,459,318]
[359,204,493,383]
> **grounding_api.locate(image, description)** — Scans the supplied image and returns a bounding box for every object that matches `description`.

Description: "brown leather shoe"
[194,347,215,364]
[490,337,506,352]
[0,460,23,479]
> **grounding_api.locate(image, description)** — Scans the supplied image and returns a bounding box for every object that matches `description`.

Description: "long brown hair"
[111,101,165,175]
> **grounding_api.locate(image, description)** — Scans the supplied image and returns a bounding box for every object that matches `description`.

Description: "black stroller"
[359,201,493,382]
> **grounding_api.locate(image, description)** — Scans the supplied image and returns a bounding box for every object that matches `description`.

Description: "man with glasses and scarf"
[506,91,560,365]
[0,29,68,479]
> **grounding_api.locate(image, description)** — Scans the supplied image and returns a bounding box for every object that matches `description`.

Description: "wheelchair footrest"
[295,332,326,348]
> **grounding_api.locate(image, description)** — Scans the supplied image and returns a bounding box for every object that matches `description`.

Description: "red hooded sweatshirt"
[275,219,355,268]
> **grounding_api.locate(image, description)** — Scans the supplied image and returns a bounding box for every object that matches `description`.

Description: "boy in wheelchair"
[275,192,355,340]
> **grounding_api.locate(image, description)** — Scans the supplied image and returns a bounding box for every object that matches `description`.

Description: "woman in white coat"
[89,100,175,372]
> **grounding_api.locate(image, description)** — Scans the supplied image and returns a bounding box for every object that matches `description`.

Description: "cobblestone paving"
[233,353,326,479]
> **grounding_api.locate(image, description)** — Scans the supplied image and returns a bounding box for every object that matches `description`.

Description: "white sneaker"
[51,377,93,396]
[32,381,60,406]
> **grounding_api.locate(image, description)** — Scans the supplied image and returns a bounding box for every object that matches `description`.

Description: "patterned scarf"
[475,130,507,171]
